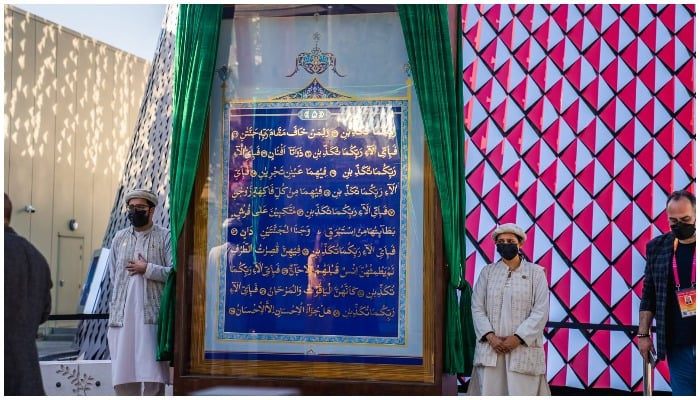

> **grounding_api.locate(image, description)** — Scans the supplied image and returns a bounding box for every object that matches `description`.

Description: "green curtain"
[157,4,224,361]
[397,5,475,374]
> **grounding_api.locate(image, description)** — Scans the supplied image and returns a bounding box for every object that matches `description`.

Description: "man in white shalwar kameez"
[469,223,550,396]
[107,189,172,395]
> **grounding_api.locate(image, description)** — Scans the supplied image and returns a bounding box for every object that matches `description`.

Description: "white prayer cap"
[491,223,526,242]
[124,188,158,207]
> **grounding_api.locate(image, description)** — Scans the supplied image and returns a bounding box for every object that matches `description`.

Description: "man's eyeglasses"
[127,205,151,212]
[496,239,519,245]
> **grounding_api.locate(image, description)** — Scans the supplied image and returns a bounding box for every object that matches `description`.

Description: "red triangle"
[615,158,635,197]
[538,249,554,282]
[483,4,503,32]
[549,39,567,72]
[539,158,559,195]
[491,98,509,132]
[559,139,578,175]
[616,120,636,155]
[562,99,581,133]
[550,366,569,387]
[513,38,532,71]
[677,19,694,53]
[592,267,613,306]
[653,212,671,237]
[571,292,591,324]
[523,140,541,175]
[575,203,595,239]
[636,99,655,135]
[658,4,676,33]
[634,225,655,257]
[520,178,540,216]
[577,157,597,196]
[619,38,639,71]
[656,78,675,113]
[470,118,490,153]
[465,252,477,285]
[600,57,619,91]
[465,204,483,237]
[610,344,634,386]
[530,57,548,92]
[569,342,590,383]
[676,142,695,177]
[510,76,528,110]
[647,4,658,13]
[546,78,564,113]
[598,99,618,133]
[578,117,598,154]
[590,329,611,358]
[527,98,546,131]
[481,37,500,71]
[521,226,535,262]
[475,78,495,111]
[593,367,613,389]
[631,277,645,302]
[613,293,633,326]
[637,58,657,93]
[551,4,569,32]
[615,246,635,286]
[498,204,519,226]
[655,162,674,194]
[464,99,475,131]
[634,182,655,221]
[501,160,521,192]
[585,5,604,33]
[537,204,556,240]
[558,181,576,219]
[517,4,535,33]
[482,182,501,216]
[617,78,639,113]
[568,18,586,52]
[657,38,676,71]
[542,118,562,154]
[556,225,574,261]
[596,181,615,220]
[614,203,634,241]
[583,38,602,72]
[597,141,616,177]
[466,161,486,194]
[676,100,694,134]
[500,19,516,51]
[635,141,655,177]
[594,224,614,262]
[463,60,478,92]
[465,21,482,50]
[581,76,600,110]
[676,59,694,92]
[507,120,525,154]
[602,19,621,52]
[621,4,640,33]
[655,122,674,158]
[638,19,658,52]
[574,245,593,283]
[532,18,551,50]
[565,57,582,91]
[487,140,506,174]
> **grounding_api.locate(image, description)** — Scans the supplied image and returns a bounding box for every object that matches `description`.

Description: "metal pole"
[642,353,656,396]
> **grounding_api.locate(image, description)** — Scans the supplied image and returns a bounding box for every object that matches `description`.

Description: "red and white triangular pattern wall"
[462,4,694,392]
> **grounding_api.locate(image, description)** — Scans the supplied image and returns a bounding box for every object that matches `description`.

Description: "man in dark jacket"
[638,190,696,396]
[4,193,53,395]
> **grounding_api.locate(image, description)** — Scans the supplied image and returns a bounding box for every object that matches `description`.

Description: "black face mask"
[671,222,695,240]
[128,209,150,228]
[496,243,519,260]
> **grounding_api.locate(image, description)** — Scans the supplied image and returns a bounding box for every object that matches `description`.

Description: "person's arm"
[471,266,496,342]
[513,266,549,347]
[637,240,658,361]
[143,229,173,282]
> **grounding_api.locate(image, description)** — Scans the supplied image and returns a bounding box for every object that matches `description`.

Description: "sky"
[9,4,167,61]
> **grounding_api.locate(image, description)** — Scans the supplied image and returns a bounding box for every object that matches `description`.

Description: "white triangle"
[616,57,635,92]
[635,77,653,113]
[497,182,518,217]
[674,76,692,114]
[611,181,629,220]
[577,97,596,133]
[575,138,594,175]
[653,58,673,92]
[535,180,556,218]
[499,137,520,174]
[565,4,583,32]
[477,17,498,53]
[478,205,497,242]
[587,337,609,381]
[594,117,614,154]
[631,202,652,241]
[573,180,593,217]
[481,159,501,196]
[505,60,526,93]
[592,159,612,196]
[538,130,558,174]
[613,97,634,133]
[544,58,562,92]
[610,266,629,306]
[525,75,543,110]
[651,181,668,220]
[563,36,580,71]
[571,223,590,260]
[632,161,652,197]
[493,37,511,72]
[546,338,567,380]
[653,368,672,392]
[589,245,609,283]
[613,140,632,177]
[628,244,645,285]
[638,5,655,33]
[673,160,692,189]
[465,136,485,175]
[549,245,571,286]
[531,223,551,262]
[568,329,590,360]
[674,4,693,32]
[590,200,609,238]
[465,92,490,131]
[520,119,541,154]
[463,4,481,31]
[654,17,673,52]
[555,159,575,195]
[498,4,513,31]
[473,58,494,92]
[560,75,579,112]
[600,5,619,33]
[609,331,631,361]
[531,5,550,33]
[557,115,576,154]
[517,159,538,196]
[581,18,598,52]
[465,180,481,214]
[633,118,653,154]
[617,16,636,51]
[674,37,692,70]
[528,37,547,71]
[511,17,529,50]
[653,99,673,135]
[546,15,565,51]
[566,364,585,389]
[607,365,631,391]
[504,98,525,132]
[488,78,508,113]
[485,118,503,155]
[672,119,692,154]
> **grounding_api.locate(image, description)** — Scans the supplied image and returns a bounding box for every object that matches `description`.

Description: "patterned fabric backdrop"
[461,4,694,392]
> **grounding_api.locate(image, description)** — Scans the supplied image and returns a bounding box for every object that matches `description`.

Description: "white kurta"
[108,230,170,386]
[469,260,550,396]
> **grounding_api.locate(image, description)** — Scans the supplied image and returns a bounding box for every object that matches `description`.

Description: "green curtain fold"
[157,4,223,362]
[397,5,475,374]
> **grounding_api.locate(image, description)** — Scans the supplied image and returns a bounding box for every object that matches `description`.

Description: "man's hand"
[637,336,656,363]
[126,253,148,276]
[502,335,522,351]
[487,334,509,354]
